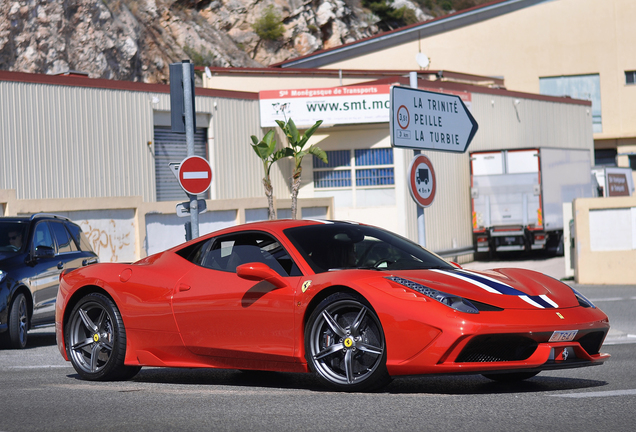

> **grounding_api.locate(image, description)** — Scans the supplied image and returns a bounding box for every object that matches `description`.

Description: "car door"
[31,221,94,326]
[29,221,61,326]
[172,231,302,364]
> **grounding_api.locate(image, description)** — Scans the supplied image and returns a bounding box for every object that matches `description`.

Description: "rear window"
[65,222,94,252]
[50,221,77,253]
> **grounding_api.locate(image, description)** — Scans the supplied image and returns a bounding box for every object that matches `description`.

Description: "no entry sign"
[178,156,212,195]
[408,154,436,208]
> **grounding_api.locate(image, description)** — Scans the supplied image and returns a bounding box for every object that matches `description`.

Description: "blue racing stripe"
[527,295,556,309]
[448,269,526,296]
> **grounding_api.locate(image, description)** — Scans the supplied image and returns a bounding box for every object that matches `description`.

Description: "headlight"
[0,270,6,283]
[386,276,479,314]
[571,287,596,308]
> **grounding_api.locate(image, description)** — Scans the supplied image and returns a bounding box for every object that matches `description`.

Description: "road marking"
[588,297,626,302]
[6,365,70,369]
[550,389,636,398]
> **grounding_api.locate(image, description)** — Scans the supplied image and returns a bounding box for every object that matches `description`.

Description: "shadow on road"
[25,329,57,349]
[105,366,607,395]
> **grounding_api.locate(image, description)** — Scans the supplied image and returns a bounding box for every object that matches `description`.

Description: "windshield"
[0,221,28,254]
[283,223,453,273]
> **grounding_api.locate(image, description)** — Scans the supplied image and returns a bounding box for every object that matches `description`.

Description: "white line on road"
[588,297,627,302]
[5,365,70,369]
[550,389,636,398]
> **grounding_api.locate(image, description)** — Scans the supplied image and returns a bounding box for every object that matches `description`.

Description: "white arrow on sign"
[390,86,478,153]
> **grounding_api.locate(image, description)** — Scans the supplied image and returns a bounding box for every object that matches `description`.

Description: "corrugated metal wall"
[149,93,289,202]
[1,76,593,254]
[0,81,156,201]
[0,79,281,203]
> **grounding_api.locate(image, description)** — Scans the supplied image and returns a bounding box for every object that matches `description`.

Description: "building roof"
[0,70,258,100]
[273,0,546,69]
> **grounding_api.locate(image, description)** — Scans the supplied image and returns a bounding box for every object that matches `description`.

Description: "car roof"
[0,213,74,223]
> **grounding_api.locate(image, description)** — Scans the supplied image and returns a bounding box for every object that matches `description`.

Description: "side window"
[32,222,55,251]
[199,232,301,276]
[50,221,76,253]
[65,222,93,252]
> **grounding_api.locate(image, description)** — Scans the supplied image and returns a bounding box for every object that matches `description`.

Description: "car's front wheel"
[65,293,140,381]
[0,292,29,349]
[305,292,391,392]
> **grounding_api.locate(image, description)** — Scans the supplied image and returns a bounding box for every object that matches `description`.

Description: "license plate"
[549,330,578,342]
[504,236,516,243]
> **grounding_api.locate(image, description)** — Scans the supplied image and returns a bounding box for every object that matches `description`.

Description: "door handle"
[57,262,64,270]
[178,283,191,292]
[83,257,99,266]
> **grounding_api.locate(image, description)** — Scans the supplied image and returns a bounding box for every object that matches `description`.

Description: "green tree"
[252,6,285,41]
[275,119,327,219]
[249,130,291,220]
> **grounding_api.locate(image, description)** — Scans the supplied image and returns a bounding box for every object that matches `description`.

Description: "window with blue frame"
[313,148,394,189]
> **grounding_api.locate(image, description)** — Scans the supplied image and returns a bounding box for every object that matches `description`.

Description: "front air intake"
[456,334,538,363]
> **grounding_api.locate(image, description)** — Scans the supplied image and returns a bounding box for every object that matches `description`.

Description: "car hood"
[0,253,24,268]
[382,267,579,310]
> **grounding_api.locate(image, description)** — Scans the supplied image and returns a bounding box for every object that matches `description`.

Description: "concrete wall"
[0,189,332,263]
[572,195,636,284]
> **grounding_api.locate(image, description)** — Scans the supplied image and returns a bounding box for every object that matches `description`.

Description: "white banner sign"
[259,85,391,127]
[259,85,473,130]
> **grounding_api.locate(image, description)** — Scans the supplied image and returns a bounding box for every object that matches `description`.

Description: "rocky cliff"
[0,0,466,84]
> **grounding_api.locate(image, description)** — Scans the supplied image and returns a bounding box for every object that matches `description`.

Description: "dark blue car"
[0,214,98,349]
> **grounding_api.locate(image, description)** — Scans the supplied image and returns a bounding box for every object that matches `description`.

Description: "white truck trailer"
[470,148,596,256]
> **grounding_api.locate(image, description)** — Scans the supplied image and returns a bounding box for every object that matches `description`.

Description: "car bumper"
[383,305,610,376]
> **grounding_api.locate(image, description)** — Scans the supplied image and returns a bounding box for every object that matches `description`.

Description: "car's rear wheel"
[0,292,29,349]
[66,293,140,381]
[305,292,390,392]
[482,371,539,382]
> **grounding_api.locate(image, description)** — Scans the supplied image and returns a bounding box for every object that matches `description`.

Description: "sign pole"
[409,72,426,248]
[182,60,199,240]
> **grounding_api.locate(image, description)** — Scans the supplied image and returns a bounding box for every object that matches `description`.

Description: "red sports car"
[55,220,610,391]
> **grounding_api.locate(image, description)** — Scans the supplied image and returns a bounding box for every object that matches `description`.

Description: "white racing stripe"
[519,295,545,308]
[430,269,501,294]
[456,269,516,289]
[540,295,559,308]
[550,389,636,398]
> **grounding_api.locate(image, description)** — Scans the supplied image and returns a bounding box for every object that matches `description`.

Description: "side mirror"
[236,262,288,289]
[33,245,55,259]
[450,261,462,269]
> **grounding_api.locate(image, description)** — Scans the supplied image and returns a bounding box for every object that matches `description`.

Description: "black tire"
[305,292,391,392]
[482,371,539,382]
[65,293,140,381]
[0,292,29,349]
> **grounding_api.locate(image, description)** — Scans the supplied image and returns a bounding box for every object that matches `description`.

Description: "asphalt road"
[1,274,635,431]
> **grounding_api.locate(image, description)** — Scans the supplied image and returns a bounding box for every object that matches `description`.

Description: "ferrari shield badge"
[301,280,312,293]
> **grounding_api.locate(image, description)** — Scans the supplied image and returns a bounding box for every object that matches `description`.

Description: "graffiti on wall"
[78,219,135,263]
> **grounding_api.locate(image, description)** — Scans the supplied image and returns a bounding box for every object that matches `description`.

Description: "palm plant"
[275,118,327,219]
[250,130,291,220]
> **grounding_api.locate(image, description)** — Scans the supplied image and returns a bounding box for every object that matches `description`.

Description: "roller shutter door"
[154,126,209,201]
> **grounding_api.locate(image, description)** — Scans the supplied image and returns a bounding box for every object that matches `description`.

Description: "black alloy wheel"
[66,293,140,381]
[1,292,29,349]
[305,292,390,392]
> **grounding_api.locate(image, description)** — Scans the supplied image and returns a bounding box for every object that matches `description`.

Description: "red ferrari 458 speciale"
[55,220,610,391]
